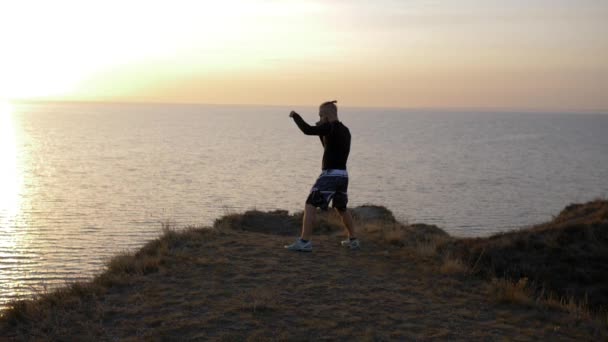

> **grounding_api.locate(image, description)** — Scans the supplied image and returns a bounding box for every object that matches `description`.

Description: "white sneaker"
[284,238,312,252]
[340,238,360,250]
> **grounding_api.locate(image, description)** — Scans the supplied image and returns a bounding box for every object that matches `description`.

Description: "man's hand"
[289,110,298,118]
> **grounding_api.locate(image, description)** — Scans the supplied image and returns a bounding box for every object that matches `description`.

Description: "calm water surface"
[1,101,607,309]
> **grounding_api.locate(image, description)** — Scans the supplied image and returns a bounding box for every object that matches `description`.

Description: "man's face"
[318,108,329,124]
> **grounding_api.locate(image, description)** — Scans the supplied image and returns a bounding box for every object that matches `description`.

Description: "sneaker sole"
[341,241,360,249]
[284,246,312,252]
[286,248,312,252]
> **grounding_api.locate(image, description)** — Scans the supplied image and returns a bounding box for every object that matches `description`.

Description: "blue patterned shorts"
[306,169,349,211]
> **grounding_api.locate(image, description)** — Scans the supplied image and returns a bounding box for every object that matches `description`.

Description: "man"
[285,101,359,252]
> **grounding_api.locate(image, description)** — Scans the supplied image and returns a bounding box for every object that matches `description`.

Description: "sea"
[1,101,607,309]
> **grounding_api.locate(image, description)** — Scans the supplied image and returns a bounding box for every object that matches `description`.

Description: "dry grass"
[486,277,597,323]
[542,293,592,321]
[445,199,608,313]
[1,204,606,340]
[414,241,438,257]
[439,255,470,275]
[414,235,452,258]
[238,288,278,314]
[355,215,452,257]
[0,226,217,326]
[487,277,534,306]
[382,223,407,246]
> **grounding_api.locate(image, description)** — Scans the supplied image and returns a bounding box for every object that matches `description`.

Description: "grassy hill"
[444,200,608,312]
[0,203,606,340]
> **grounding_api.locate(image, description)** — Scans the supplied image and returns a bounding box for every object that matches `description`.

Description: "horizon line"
[4,98,607,115]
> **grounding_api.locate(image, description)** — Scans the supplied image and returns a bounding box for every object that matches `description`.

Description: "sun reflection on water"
[0,100,23,246]
[0,100,22,229]
[0,100,27,310]
[0,100,22,225]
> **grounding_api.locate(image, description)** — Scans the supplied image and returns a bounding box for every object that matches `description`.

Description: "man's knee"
[306,191,328,210]
[332,192,348,211]
[334,207,348,215]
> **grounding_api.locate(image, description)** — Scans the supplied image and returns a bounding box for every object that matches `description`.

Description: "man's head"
[319,100,338,124]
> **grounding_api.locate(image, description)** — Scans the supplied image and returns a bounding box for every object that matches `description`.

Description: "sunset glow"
[1,0,607,111]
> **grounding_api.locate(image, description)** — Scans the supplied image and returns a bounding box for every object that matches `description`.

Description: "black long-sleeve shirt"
[292,113,351,170]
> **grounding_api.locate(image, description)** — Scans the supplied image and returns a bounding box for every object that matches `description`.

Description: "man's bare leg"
[336,208,355,238]
[301,204,317,241]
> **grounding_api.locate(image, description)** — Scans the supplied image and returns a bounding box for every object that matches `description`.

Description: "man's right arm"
[290,112,331,136]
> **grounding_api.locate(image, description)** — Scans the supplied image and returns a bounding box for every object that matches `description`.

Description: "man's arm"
[289,111,331,136]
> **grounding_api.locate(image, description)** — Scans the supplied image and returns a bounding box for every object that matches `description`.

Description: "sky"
[0,0,607,111]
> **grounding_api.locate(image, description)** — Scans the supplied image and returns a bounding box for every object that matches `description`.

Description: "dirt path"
[3,226,603,341]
